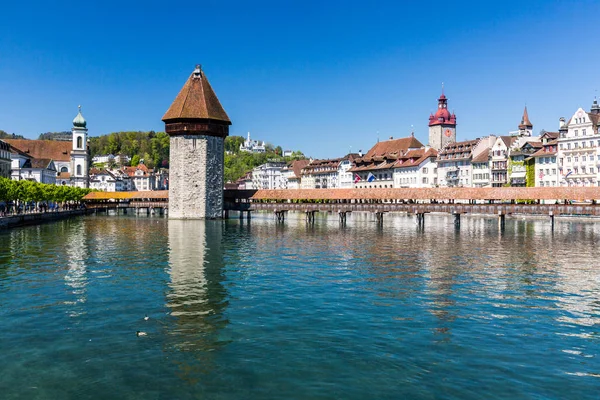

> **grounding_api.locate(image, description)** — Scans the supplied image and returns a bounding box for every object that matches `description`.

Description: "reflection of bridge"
[84,187,600,228]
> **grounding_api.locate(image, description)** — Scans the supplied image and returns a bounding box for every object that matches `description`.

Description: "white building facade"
[557,102,600,187]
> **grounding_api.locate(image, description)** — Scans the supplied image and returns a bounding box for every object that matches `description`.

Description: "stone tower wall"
[429,125,442,151]
[169,135,224,219]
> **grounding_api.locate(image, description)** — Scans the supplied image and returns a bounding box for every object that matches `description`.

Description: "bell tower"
[428,86,457,151]
[162,65,231,219]
[70,105,89,188]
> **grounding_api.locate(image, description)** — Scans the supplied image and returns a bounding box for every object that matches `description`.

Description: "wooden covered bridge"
[83,187,600,228]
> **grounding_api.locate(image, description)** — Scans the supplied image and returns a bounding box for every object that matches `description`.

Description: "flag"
[565,170,573,178]
[354,174,361,183]
[367,172,375,182]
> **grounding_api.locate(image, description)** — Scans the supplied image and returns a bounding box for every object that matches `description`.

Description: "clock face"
[577,110,584,117]
[444,129,452,137]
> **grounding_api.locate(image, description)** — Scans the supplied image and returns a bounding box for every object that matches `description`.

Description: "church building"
[6,106,90,187]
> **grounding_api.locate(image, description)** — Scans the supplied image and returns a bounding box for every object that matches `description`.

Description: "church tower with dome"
[70,105,89,188]
[428,88,457,151]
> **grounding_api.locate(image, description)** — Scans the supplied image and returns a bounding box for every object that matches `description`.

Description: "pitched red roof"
[472,151,490,163]
[162,66,231,123]
[530,140,558,157]
[5,139,71,162]
[287,159,310,178]
[393,148,438,168]
[30,158,55,169]
[363,136,424,158]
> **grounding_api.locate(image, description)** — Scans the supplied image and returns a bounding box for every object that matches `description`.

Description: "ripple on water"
[0,214,599,399]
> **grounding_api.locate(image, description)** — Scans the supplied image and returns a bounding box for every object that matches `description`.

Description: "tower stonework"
[162,65,231,219]
[428,90,457,151]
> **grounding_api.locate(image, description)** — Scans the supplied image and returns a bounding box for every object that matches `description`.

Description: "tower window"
[77,136,83,148]
[77,165,82,176]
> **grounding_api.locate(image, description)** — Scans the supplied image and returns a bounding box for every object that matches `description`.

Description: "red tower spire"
[518,106,533,130]
[429,87,456,127]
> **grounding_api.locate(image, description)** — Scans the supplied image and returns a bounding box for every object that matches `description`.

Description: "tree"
[131,155,140,166]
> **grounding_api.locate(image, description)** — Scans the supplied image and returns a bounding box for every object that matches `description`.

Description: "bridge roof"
[250,187,600,201]
[84,191,169,200]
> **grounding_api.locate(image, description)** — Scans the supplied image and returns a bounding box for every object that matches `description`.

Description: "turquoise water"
[0,213,599,399]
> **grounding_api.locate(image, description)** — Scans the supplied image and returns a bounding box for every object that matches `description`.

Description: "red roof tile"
[5,139,71,162]
[162,66,231,123]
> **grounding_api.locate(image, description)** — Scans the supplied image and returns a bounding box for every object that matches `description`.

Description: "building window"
[422,167,428,174]
[77,136,83,148]
[76,165,82,176]
[583,129,587,136]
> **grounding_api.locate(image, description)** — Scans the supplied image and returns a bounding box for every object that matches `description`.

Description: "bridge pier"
[275,210,286,223]
[453,212,461,228]
[339,211,349,225]
[223,209,229,219]
[375,212,384,224]
[306,210,316,224]
[416,213,425,228]
[549,212,555,230]
[498,213,506,230]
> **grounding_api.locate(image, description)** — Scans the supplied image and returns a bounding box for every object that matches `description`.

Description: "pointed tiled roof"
[518,106,533,130]
[162,65,231,123]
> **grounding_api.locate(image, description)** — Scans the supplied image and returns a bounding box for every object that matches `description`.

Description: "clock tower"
[428,89,457,151]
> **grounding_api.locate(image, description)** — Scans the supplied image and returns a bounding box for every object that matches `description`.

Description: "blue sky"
[1,0,598,158]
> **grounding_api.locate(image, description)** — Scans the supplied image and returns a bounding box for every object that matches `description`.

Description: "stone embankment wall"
[0,210,91,230]
[169,135,224,219]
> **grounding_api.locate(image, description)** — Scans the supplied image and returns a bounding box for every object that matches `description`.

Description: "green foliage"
[89,131,170,169]
[38,131,71,141]
[525,158,535,187]
[0,177,91,205]
[224,136,245,153]
[223,136,305,182]
[0,130,25,139]
[130,155,140,167]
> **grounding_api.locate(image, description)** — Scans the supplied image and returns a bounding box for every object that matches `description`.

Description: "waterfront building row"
[89,164,168,192]
[239,94,600,190]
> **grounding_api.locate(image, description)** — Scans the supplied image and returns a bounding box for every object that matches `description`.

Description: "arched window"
[61,167,68,173]
[77,165,82,176]
[77,136,82,149]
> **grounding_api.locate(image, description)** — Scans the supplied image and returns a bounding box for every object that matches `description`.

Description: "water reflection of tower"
[418,219,462,335]
[166,220,229,358]
[64,221,89,317]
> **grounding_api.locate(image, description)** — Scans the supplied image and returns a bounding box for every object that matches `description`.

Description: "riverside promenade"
[0,209,93,230]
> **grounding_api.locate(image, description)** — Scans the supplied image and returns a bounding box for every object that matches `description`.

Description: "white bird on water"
[136,331,147,337]
[144,315,149,321]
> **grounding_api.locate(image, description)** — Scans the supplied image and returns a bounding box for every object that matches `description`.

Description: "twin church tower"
[162,66,457,219]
